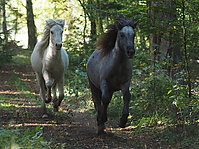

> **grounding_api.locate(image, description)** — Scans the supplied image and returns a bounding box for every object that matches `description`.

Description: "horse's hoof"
[119,122,126,128]
[45,98,51,103]
[52,97,57,103]
[98,130,106,135]
[97,124,106,135]
[53,100,61,109]
[42,114,48,118]
[53,107,58,112]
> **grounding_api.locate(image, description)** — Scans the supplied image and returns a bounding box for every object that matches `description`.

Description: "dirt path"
[0,63,175,149]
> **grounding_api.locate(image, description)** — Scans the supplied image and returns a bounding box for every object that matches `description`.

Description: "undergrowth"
[0,125,55,149]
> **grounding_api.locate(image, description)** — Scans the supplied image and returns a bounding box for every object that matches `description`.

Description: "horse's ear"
[115,22,123,30]
[62,20,65,26]
[46,19,54,25]
[118,14,125,19]
[56,19,65,28]
[132,21,138,29]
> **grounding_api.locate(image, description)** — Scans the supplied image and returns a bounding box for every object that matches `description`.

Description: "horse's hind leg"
[53,77,64,112]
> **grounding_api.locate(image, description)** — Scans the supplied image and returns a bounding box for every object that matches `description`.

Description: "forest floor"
[0,49,178,149]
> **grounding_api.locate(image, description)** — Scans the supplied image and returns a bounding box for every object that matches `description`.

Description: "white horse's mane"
[37,19,65,56]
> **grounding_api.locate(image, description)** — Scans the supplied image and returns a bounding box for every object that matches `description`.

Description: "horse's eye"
[51,31,53,34]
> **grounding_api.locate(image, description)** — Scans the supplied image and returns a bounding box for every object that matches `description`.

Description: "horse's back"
[61,47,69,71]
[30,42,43,74]
[86,50,102,88]
[87,49,101,68]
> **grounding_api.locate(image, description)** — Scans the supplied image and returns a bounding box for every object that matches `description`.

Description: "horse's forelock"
[115,15,137,30]
[55,19,65,28]
[42,19,65,40]
[45,19,65,29]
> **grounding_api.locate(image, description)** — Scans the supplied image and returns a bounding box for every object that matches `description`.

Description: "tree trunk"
[2,0,8,43]
[147,0,181,78]
[78,0,97,42]
[26,0,37,50]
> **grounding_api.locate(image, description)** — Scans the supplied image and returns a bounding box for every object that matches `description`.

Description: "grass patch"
[12,49,32,65]
[0,125,56,149]
[155,123,199,148]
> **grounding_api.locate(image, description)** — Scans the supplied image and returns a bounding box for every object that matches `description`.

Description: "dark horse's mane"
[96,15,137,57]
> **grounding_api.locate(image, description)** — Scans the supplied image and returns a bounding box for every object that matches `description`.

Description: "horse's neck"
[46,43,61,59]
[112,41,127,62]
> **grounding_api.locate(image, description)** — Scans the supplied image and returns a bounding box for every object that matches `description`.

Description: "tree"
[78,0,97,42]
[147,0,181,78]
[26,0,37,50]
[2,0,8,43]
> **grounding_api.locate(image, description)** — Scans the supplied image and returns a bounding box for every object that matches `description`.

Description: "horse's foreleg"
[36,74,47,117]
[119,87,131,128]
[99,80,113,134]
[46,87,52,103]
[101,89,113,123]
[52,83,57,102]
[43,70,53,103]
[53,77,64,112]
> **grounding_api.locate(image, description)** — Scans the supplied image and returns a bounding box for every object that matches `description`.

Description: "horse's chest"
[107,65,131,87]
[44,59,64,78]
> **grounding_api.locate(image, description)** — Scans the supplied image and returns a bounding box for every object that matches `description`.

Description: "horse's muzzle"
[56,43,62,50]
[127,49,135,59]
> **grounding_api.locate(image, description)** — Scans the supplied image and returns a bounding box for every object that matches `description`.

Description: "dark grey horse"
[86,15,137,135]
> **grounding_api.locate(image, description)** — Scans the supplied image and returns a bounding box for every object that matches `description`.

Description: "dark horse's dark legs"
[119,88,131,128]
[99,80,113,134]
[88,79,113,135]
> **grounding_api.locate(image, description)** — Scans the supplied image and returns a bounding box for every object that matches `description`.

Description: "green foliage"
[0,50,13,67]
[156,123,199,148]
[0,125,52,149]
[128,48,199,125]
[64,18,92,99]
[0,40,13,67]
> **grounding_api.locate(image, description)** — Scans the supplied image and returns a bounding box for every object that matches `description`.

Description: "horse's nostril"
[56,43,62,49]
[127,50,134,55]
[126,50,135,58]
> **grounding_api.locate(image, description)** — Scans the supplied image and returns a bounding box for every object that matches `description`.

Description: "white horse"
[31,19,69,117]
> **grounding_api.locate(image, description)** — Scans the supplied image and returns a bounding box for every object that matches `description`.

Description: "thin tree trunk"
[26,0,37,50]
[2,0,8,43]
[97,0,103,34]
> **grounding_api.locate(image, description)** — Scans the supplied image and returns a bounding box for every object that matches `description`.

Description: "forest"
[0,0,199,148]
